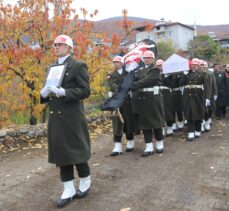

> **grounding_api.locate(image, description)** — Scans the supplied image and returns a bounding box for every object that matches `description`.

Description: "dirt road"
[0,118,229,211]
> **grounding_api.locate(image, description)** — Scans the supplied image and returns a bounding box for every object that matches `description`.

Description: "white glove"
[183,70,189,75]
[50,86,66,97]
[214,95,217,101]
[164,74,169,78]
[205,99,210,106]
[108,91,113,98]
[40,86,51,98]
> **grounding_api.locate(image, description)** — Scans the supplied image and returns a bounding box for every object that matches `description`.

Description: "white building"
[135,20,195,51]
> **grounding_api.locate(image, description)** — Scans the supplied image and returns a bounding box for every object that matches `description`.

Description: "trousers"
[60,162,90,182]
[143,128,163,143]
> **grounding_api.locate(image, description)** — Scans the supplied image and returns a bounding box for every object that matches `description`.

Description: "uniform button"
[58,111,61,114]
[66,73,69,76]
[50,97,52,100]
[50,111,53,114]
[189,94,192,96]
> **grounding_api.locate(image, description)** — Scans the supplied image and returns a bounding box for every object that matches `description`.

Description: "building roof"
[134,22,194,32]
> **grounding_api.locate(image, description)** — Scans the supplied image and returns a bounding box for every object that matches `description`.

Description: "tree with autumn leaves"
[0,0,137,128]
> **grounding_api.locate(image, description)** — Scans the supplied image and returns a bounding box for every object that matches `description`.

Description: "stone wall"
[0,115,108,149]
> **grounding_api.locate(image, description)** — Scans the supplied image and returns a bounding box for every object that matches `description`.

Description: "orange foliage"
[0,0,133,127]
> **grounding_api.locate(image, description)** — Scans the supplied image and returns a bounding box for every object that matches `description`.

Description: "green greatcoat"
[161,74,174,122]
[107,69,135,137]
[171,73,184,112]
[204,70,216,111]
[41,56,91,166]
[179,70,211,121]
[133,64,165,130]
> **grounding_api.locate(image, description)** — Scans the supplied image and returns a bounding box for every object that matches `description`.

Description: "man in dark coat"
[40,35,91,208]
[179,58,211,141]
[225,64,229,107]
[107,56,135,156]
[132,50,165,156]
[214,63,228,119]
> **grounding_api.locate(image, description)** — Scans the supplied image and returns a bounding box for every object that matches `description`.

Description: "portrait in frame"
[44,64,67,88]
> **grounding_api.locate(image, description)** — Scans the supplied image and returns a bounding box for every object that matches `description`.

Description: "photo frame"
[44,64,67,88]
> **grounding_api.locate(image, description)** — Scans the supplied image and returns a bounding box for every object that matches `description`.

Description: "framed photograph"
[44,64,67,88]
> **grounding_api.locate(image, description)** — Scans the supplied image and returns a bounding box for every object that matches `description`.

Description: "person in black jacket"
[213,63,228,119]
[224,64,229,108]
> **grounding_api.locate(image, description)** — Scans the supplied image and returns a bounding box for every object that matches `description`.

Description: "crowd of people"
[107,53,229,156]
[39,34,229,208]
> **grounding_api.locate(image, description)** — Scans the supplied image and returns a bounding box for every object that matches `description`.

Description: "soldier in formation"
[179,58,211,141]
[107,56,135,156]
[131,50,165,156]
[106,53,228,157]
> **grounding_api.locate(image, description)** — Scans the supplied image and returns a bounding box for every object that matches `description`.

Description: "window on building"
[156,26,160,30]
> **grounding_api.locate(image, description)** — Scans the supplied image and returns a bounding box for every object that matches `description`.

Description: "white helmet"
[113,56,124,64]
[143,50,155,58]
[191,58,200,65]
[203,61,208,68]
[156,59,164,66]
[54,35,73,48]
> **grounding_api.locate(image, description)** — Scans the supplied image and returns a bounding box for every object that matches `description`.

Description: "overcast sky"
[72,0,229,25]
[4,0,229,25]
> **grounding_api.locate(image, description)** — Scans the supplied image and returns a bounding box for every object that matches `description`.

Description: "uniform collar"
[117,68,123,75]
[58,54,70,64]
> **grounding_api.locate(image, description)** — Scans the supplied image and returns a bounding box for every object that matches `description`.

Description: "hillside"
[93,16,156,37]
[93,16,229,39]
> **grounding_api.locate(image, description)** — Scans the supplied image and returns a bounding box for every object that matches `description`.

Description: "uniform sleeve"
[107,74,119,92]
[135,68,160,88]
[40,96,50,104]
[203,72,211,99]
[65,63,90,102]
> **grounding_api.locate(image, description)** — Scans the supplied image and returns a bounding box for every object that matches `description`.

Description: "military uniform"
[107,68,135,155]
[171,73,184,130]
[41,56,91,166]
[41,55,91,207]
[133,63,165,155]
[202,70,216,131]
[161,74,174,135]
[41,35,91,208]
[179,69,211,140]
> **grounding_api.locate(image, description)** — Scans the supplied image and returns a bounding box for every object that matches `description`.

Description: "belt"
[139,86,160,95]
[172,87,182,91]
[184,85,203,90]
[160,86,171,91]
